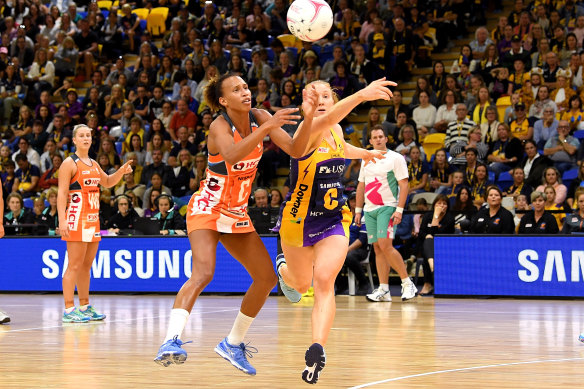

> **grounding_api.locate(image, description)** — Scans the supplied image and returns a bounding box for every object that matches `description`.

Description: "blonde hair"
[304,80,339,103]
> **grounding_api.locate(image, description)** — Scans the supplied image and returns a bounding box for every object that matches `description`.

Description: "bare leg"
[376,237,408,279]
[76,242,100,306]
[173,230,221,311]
[63,242,88,308]
[280,241,315,294]
[372,242,391,285]
[311,235,348,345]
[220,232,278,317]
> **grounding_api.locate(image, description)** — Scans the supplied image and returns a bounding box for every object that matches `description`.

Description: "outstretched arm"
[99,161,133,188]
[264,86,319,158]
[300,78,396,155]
[209,108,301,165]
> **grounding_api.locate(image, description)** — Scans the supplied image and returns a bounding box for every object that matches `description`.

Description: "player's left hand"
[120,161,133,174]
[391,210,402,226]
[360,78,398,102]
[301,84,318,118]
[362,149,385,166]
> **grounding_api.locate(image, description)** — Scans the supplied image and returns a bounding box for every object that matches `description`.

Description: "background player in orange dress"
[154,74,320,374]
[57,125,132,323]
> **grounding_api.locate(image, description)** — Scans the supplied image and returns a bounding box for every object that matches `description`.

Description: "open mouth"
[242,98,251,104]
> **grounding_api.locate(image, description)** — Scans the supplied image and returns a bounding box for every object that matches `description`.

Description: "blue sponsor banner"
[0,236,278,293]
[434,236,584,297]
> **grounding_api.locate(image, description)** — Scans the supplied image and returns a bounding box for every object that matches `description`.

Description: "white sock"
[79,304,89,311]
[227,311,255,346]
[379,283,389,292]
[401,277,412,285]
[164,308,190,342]
[65,306,75,314]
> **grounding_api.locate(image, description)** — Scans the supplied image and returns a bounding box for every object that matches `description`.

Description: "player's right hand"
[59,220,70,238]
[266,108,301,131]
[301,85,318,118]
[360,78,397,102]
[355,212,362,227]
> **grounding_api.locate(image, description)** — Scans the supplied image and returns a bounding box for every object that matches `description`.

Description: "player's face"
[369,129,387,150]
[313,83,335,117]
[220,76,252,111]
[73,127,92,150]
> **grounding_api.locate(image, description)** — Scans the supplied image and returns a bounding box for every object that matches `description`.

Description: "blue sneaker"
[154,336,192,367]
[79,305,106,321]
[302,343,326,384]
[62,308,90,323]
[214,337,257,375]
[276,254,302,303]
[579,333,584,343]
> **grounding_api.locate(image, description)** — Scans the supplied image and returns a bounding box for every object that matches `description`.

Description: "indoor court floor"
[0,294,583,388]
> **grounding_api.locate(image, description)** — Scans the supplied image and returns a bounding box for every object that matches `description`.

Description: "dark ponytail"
[204,73,237,113]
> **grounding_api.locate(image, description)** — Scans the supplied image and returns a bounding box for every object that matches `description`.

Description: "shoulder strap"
[221,111,236,134]
[70,153,79,163]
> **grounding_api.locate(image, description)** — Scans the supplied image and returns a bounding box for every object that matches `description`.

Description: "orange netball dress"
[62,154,102,242]
[187,111,262,234]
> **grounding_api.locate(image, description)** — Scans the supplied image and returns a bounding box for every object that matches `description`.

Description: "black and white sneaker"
[302,343,326,384]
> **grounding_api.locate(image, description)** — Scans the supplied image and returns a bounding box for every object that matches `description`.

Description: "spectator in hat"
[368,33,386,72]
[297,50,321,83]
[550,69,575,114]
[65,88,83,122]
[509,101,535,142]
[502,34,530,70]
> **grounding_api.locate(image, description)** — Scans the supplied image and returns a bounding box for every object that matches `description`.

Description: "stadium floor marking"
[2,308,239,333]
[348,357,584,388]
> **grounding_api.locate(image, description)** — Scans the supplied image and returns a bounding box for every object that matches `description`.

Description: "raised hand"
[301,85,318,119]
[120,161,133,174]
[362,149,385,166]
[360,78,398,102]
[266,108,302,131]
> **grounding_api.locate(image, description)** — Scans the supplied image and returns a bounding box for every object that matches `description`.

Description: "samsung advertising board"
[434,236,584,297]
[0,237,278,293]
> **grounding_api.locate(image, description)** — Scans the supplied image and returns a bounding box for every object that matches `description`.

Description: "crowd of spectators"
[0,0,583,242]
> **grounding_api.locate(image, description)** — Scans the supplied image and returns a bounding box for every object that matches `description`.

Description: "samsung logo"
[518,250,584,282]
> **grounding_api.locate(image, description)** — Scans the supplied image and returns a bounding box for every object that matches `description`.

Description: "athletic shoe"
[62,308,90,323]
[0,309,10,324]
[401,281,418,301]
[80,305,106,321]
[154,336,192,367]
[366,288,392,302]
[276,254,302,303]
[302,343,326,384]
[579,333,584,343]
[214,337,257,375]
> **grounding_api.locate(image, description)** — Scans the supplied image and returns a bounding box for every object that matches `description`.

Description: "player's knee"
[190,269,214,288]
[296,282,311,294]
[253,270,278,291]
[313,272,335,289]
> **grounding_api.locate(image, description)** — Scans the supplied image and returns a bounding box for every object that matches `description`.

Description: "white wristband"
[395,207,404,213]
[355,207,363,213]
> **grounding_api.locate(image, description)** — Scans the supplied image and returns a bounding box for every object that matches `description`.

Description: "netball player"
[57,125,132,323]
[355,126,418,302]
[275,78,396,384]
[0,184,8,324]
[154,74,320,375]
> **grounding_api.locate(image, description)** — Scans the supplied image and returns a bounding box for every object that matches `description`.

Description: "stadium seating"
[421,133,445,162]
[347,245,375,295]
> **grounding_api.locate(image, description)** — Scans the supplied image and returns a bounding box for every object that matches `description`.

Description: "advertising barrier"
[434,235,584,297]
[0,236,279,293]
